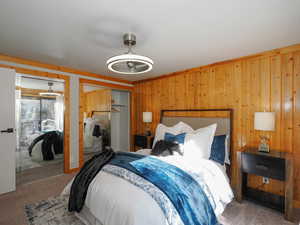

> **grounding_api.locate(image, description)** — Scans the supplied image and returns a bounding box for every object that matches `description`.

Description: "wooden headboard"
[160,108,234,178]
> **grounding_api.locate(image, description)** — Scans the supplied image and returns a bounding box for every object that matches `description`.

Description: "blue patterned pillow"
[209,135,226,165]
[164,132,186,155]
[164,132,186,144]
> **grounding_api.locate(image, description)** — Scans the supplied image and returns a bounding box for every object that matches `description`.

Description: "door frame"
[78,78,133,168]
[0,64,72,173]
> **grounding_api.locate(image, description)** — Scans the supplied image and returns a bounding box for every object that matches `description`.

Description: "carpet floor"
[1,172,299,225]
[24,195,300,225]
[0,173,75,225]
[16,161,64,186]
[16,149,64,171]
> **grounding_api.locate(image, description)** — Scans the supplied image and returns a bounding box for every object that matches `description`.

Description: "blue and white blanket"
[104,152,218,225]
[63,151,233,225]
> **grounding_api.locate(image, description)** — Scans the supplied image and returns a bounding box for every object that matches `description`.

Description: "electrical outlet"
[262,177,269,184]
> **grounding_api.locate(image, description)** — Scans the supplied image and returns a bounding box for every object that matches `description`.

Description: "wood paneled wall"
[83,89,111,117]
[132,44,300,205]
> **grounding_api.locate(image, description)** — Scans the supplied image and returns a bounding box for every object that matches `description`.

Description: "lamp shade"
[254,112,275,131]
[143,112,152,123]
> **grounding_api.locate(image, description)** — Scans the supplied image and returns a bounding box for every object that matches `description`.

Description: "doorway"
[15,74,65,185]
[79,81,131,167]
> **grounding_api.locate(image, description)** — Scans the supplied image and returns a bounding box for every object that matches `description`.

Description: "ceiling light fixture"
[106,33,153,74]
[40,82,61,97]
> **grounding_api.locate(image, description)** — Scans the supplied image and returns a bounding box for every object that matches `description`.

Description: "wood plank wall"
[132,44,300,205]
[83,89,111,117]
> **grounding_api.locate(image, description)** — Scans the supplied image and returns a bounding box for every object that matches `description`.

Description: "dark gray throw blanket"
[68,148,115,212]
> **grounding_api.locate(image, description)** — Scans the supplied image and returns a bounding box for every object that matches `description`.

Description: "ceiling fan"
[39,82,61,97]
[106,33,154,75]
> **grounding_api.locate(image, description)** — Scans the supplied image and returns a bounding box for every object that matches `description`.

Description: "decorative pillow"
[164,132,186,145]
[164,132,186,155]
[152,123,182,148]
[151,140,182,156]
[209,135,226,165]
[183,124,217,164]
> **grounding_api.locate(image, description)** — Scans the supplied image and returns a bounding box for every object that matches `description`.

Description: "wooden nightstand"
[134,134,153,150]
[236,148,294,221]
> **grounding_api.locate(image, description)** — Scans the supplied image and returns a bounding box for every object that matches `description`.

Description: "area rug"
[25,196,296,225]
[24,195,83,225]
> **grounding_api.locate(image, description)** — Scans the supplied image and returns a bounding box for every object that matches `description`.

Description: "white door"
[0,68,16,194]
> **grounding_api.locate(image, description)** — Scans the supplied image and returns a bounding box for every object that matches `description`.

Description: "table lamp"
[143,112,152,136]
[254,112,275,153]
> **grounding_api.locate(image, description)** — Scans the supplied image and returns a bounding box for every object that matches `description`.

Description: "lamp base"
[258,145,270,153]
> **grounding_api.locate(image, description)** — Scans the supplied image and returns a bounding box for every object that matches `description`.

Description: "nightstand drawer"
[242,153,285,180]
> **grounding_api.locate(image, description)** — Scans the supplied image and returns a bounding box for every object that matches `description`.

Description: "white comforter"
[63,149,234,225]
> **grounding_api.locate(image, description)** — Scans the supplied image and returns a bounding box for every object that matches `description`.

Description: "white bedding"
[63,149,233,225]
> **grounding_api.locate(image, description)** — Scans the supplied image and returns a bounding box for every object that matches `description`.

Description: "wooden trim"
[64,78,71,173]
[0,64,69,80]
[79,82,85,169]
[80,78,133,91]
[3,64,73,174]
[67,167,80,173]
[0,54,133,84]
[134,43,300,84]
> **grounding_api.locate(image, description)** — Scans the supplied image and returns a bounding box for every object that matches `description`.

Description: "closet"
[82,85,130,159]
[111,90,130,152]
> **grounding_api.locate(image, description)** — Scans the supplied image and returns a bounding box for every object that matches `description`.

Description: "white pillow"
[183,124,217,164]
[152,123,182,148]
[177,121,194,133]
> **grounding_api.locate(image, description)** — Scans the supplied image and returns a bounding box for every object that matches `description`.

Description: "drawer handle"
[255,164,269,170]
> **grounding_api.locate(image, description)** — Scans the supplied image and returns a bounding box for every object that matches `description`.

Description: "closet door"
[0,68,16,194]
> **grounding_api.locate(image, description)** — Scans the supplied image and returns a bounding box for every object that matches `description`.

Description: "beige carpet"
[16,161,64,186]
[0,173,75,225]
[24,195,300,225]
[0,172,299,225]
[219,201,299,225]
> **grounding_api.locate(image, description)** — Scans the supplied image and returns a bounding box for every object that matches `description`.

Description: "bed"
[28,130,63,161]
[63,109,234,225]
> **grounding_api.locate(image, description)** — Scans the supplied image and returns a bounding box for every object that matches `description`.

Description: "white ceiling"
[1,1,300,81]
